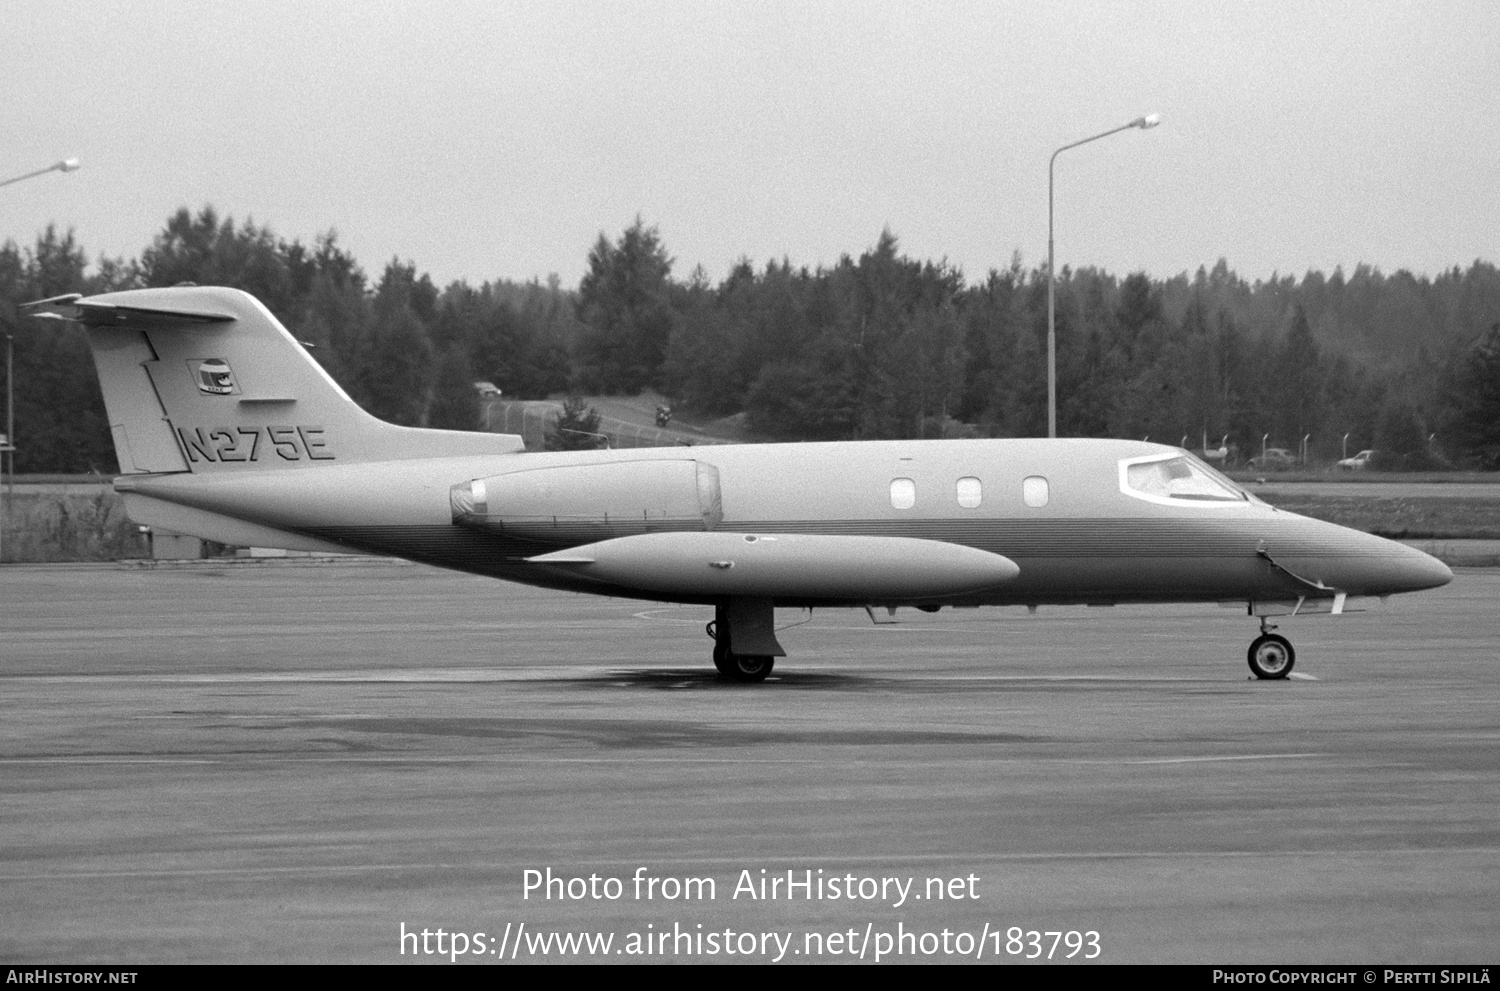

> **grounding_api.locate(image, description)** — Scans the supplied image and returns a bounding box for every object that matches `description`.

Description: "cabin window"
[1122,454,1244,504]
[1022,475,1049,508]
[956,476,982,509]
[890,477,916,510]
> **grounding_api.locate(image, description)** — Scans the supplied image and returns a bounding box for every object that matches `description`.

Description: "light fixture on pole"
[1,158,81,189]
[1047,116,1158,438]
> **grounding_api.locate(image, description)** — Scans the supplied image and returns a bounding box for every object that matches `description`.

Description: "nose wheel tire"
[1247,634,1295,680]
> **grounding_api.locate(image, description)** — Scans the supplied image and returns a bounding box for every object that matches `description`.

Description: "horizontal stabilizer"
[22,293,235,328]
[526,532,1019,601]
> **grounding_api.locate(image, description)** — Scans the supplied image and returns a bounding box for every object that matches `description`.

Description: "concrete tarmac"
[1,561,1497,965]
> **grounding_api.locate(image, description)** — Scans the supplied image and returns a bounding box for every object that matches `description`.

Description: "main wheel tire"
[1247,633,1295,679]
[712,640,734,676]
[727,654,774,683]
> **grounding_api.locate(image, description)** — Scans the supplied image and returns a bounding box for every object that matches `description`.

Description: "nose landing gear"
[1248,618,1295,679]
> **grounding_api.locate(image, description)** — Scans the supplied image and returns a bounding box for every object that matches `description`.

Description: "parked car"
[1337,449,1376,470]
[1247,447,1297,470]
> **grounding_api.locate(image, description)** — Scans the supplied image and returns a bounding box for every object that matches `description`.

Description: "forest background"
[2,206,1498,474]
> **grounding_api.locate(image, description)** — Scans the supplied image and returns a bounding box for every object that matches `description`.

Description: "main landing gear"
[1247,617,1296,680]
[709,626,775,682]
[706,600,782,683]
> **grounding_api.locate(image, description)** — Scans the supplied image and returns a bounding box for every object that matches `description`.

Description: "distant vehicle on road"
[1248,447,1297,470]
[1337,449,1376,470]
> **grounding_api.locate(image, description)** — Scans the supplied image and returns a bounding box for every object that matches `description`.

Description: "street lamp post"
[5,334,11,494]
[1047,117,1158,438]
[2,157,81,562]
[2,334,10,563]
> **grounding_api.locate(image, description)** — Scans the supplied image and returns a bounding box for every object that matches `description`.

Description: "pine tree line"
[2,208,1498,473]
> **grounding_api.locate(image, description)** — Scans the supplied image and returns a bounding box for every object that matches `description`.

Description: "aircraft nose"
[1323,529,1454,595]
[1272,518,1454,596]
[1384,543,1453,593]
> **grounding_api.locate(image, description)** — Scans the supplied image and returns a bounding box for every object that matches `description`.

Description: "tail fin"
[24,286,522,474]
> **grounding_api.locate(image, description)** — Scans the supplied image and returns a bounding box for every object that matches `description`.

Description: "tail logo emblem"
[191,358,240,395]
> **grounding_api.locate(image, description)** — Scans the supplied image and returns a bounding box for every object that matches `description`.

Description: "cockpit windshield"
[1121,453,1247,504]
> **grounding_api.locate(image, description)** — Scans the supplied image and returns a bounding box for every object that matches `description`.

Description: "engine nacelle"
[451,459,723,544]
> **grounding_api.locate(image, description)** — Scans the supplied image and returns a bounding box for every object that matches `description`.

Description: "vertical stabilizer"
[24,286,523,473]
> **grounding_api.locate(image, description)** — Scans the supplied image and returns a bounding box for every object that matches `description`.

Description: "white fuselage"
[115,437,1452,608]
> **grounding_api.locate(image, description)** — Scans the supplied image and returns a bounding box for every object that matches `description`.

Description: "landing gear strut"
[706,602,780,683]
[1247,618,1295,680]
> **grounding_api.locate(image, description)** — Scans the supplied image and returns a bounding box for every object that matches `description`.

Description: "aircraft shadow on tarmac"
[556,667,1253,694]
[577,667,859,691]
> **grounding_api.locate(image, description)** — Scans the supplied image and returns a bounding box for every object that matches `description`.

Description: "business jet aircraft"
[26,287,1452,682]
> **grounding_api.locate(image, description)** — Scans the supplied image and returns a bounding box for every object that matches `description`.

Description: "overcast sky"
[5,1,1497,289]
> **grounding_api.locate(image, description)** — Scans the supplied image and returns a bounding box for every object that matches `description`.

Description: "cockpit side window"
[1121,453,1246,505]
